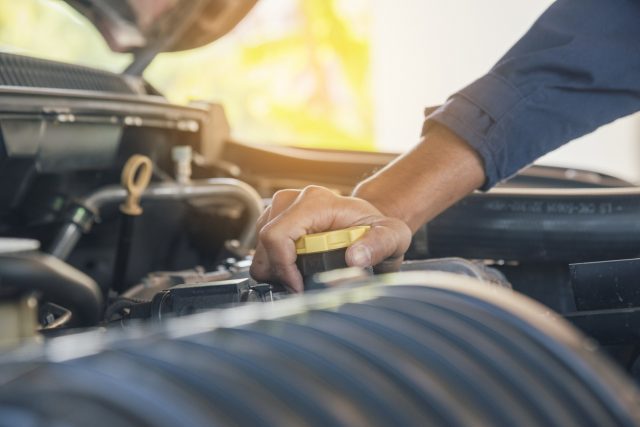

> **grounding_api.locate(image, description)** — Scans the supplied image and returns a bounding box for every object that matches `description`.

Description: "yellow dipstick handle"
[120,155,153,216]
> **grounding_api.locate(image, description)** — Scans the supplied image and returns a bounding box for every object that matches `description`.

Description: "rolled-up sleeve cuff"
[423,73,525,190]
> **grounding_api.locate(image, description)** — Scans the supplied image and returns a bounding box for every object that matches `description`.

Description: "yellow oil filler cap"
[295,226,371,290]
[295,226,371,255]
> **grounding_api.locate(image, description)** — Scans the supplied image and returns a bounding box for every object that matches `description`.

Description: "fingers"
[253,186,362,291]
[251,185,412,293]
[251,189,304,291]
[252,189,300,278]
[258,187,374,273]
[255,189,301,232]
[345,217,412,268]
[255,205,271,233]
[269,189,301,218]
[254,187,335,291]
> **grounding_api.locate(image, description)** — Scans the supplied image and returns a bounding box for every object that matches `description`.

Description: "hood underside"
[65,0,257,54]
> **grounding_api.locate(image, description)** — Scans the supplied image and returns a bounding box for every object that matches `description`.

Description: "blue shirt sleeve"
[425,0,640,190]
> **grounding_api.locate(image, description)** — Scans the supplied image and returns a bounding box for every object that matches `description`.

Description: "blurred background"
[1,0,639,182]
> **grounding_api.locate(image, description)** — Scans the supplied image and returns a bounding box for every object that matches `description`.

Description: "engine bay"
[1,51,640,425]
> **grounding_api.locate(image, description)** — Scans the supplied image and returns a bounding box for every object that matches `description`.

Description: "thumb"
[345,218,411,268]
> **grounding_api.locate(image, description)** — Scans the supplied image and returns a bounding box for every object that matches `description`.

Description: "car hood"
[65,0,257,54]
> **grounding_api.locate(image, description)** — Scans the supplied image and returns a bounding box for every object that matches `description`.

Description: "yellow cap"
[295,226,371,255]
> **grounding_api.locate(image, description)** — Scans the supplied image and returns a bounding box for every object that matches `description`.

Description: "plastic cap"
[295,226,371,255]
[171,145,193,162]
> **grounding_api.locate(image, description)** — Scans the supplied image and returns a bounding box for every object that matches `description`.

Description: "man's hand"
[251,123,485,293]
[249,186,412,293]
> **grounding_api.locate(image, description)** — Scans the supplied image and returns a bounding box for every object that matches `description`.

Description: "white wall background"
[370,0,640,183]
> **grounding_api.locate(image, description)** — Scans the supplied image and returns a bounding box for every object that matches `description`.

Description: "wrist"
[352,123,485,232]
[352,179,406,222]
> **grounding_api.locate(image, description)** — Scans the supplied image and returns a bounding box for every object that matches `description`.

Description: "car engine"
[1,34,640,426]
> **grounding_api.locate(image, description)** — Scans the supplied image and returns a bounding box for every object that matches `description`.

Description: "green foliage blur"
[0,0,374,151]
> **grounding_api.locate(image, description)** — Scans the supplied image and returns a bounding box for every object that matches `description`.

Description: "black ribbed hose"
[0,272,638,427]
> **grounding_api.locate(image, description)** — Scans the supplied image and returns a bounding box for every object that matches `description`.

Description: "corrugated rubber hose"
[0,271,638,427]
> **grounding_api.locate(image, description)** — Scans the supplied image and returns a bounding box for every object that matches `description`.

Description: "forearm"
[353,123,484,233]
[428,0,640,189]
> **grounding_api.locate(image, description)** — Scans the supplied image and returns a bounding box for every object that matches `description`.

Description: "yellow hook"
[120,155,153,216]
